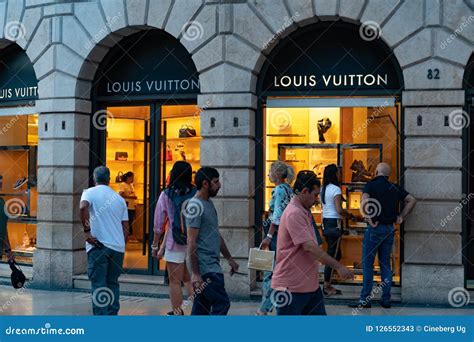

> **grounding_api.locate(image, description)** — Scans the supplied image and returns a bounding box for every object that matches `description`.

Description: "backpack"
[165,187,197,245]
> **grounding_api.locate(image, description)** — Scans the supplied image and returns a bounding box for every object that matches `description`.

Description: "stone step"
[251,283,402,302]
[72,274,169,297]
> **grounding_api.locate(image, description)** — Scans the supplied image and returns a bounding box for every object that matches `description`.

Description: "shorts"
[164,249,186,264]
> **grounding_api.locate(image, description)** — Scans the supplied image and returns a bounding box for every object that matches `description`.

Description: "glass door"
[104,106,150,272]
[151,104,202,273]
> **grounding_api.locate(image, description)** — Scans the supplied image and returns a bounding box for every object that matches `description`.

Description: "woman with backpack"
[320,164,361,297]
[256,161,295,315]
[151,161,195,315]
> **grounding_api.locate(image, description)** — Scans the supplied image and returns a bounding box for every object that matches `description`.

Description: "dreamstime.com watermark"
[352,101,389,138]
[440,192,474,228]
[84,12,123,50]
[5,323,85,336]
[92,287,114,308]
[359,21,381,41]
[263,12,300,49]
[181,21,204,42]
[0,115,20,136]
[359,198,382,219]
[440,15,474,50]
[448,287,470,308]
[352,280,389,315]
[0,279,34,313]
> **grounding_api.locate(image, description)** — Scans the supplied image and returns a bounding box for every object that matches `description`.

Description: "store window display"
[103,105,201,272]
[264,103,401,284]
[0,113,38,264]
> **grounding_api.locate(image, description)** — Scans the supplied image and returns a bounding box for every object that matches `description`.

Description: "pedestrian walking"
[271,170,354,315]
[257,161,294,315]
[186,167,239,315]
[151,161,195,315]
[349,162,416,309]
[80,166,129,315]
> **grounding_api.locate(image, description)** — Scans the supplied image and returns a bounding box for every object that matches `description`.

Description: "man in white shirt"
[80,166,129,315]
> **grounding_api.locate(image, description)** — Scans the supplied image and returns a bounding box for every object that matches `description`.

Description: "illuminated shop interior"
[264,100,401,284]
[105,105,201,272]
[0,113,38,264]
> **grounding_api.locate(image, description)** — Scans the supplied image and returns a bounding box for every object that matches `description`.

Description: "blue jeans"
[191,273,230,315]
[87,246,124,315]
[360,224,394,303]
[322,218,342,283]
[259,271,274,312]
[276,288,327,315]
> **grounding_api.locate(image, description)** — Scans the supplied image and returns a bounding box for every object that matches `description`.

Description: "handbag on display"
[248,247,275,272]
[115,171,124,183]
[115,151,128,161]
[166,145,173,161]
[179,125,197,138]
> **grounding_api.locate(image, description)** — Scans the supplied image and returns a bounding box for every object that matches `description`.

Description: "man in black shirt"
[350,163,416,309]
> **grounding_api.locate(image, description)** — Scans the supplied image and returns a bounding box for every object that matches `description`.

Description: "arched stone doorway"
[0,42,39,266]
[88,29,200,275]
[255,21,404,290]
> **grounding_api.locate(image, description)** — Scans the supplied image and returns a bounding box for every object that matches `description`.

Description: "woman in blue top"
[257,161,294,315]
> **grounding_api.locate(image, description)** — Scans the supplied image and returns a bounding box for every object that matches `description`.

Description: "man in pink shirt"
[271,170,353,315]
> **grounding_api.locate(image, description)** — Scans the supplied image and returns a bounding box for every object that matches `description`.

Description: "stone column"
[33,99,91,288]
[401,90,464,304]
[198,92,257,298]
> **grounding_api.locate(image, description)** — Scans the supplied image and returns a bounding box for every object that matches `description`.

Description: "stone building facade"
[0,0,473,304]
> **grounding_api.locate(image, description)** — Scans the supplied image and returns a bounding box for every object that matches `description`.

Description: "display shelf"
[107,138,145,143]
[266,134,306,137]
[166,137,201,142]
[8,216,37,223]
[0,192,29,196]
[0,145,31,151]
[266,159,306,163]
[106,160,145,164]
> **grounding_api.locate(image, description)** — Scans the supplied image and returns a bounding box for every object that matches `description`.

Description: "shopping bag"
[248,247,275,272]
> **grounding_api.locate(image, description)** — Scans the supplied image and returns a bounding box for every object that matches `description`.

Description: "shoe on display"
[350,160,373,183]
[317,117,332,143]
[13,177,28,190]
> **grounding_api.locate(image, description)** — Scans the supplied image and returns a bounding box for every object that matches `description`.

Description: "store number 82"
[427,68,440,80]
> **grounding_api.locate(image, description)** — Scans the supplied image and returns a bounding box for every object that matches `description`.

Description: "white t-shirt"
[321,184,342,219]
[81,185,129,253]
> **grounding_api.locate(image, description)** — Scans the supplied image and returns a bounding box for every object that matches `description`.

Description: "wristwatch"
[266,233,273,239]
